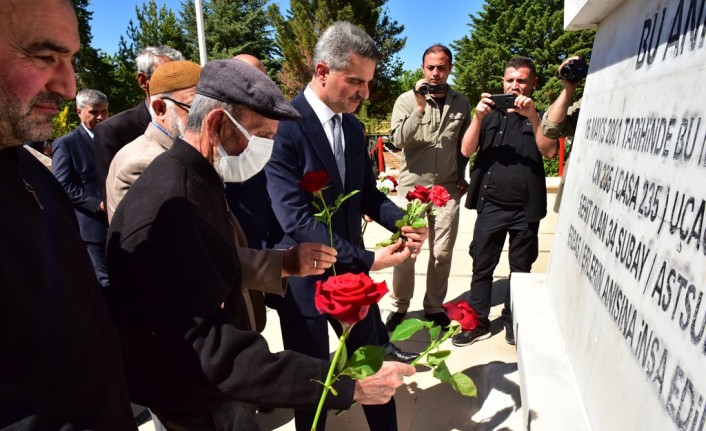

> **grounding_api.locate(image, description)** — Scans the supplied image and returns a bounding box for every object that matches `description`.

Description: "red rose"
[315,273,389,324]
[442,300,480,332]
[301,170,331,193]
[429,185,450,207]
[405,185,431,203]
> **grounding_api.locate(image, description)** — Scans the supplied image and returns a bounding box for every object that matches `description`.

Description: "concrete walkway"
[140,182,559,431]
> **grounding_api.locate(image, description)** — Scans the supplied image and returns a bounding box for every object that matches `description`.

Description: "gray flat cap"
[197,59,301,121]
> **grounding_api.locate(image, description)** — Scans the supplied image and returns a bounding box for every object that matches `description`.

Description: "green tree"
[107,1,190,113]
[393,68,424,98]
[124,1,189,57]
[179,0,279,78]
[268,0,406,117]
[51,105,77,140]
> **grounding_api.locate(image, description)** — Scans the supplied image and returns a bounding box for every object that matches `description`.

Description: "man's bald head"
[233,54,266,74]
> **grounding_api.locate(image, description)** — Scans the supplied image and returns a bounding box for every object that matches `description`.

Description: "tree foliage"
[393,68,424,98]
[452,0,595,109]
[105,1,190,113]
[179,0,279,80]
[51,105,77,140]
[268,0,406,117]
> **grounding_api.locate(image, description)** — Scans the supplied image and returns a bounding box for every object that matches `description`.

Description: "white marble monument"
[514,0,706,429]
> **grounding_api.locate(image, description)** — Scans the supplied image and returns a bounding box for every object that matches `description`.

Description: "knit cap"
[149,60,202,95]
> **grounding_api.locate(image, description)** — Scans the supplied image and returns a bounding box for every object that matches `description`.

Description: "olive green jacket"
[390,88,471,193]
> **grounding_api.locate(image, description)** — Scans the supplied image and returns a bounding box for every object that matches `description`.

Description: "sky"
[88,0,485,73]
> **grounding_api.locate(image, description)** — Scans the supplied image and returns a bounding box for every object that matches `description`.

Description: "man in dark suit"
[265,22,428,431]
[93,46,184,199]
[52,89,110,288]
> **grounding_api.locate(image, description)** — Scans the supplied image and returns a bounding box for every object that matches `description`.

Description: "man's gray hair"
[136,46,185,78]
[312,21,380,72]
[185,94,241,133]
[76,89,108,109]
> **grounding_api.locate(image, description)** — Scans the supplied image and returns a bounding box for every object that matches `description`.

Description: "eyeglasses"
[161,96,191,111]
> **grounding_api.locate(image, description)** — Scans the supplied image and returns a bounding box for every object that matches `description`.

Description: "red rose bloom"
[442,300,480,332]
[301,170,331,193]
[315,273,389,324]
[405,185,431,203]
[429,185,451,207]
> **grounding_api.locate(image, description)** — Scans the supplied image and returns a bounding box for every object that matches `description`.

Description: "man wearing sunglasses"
[106,60,201,220]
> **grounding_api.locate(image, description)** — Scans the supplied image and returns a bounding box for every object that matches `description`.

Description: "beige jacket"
[390,89,471,194]
[106,122,174,222]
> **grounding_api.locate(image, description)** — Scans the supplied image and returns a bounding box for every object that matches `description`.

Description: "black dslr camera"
[558,58,589,81]
[417,83,447,95]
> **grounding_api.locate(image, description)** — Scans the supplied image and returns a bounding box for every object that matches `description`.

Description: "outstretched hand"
[371,238,411,271]
[353,361,416,405]
[282,242,337,277]
[400,225,428,259]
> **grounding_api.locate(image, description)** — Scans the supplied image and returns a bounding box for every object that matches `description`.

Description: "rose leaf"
[389,318,429,341]
[450,372,477,397]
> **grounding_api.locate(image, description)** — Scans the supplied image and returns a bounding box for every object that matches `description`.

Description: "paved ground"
[140,181,559,431]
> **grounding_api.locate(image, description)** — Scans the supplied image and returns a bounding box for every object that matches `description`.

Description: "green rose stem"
[409,326,456,367]
[313,189,337,275]
[311,325,351,430]
[334,324,460,418]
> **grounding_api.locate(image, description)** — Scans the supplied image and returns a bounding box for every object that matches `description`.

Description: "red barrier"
[377,136,385,173]
[559,137,566,177]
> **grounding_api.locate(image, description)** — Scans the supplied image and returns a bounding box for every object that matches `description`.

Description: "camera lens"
[558,58,588,81]
[417,83,430,95]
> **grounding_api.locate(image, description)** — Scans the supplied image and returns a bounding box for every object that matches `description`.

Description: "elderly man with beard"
[0,0,138,428]
[105,59,415,431]
[106,60,201,220]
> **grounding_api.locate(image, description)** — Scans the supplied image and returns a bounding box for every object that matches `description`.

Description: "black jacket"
[0,146,136,430]
[106,138,354,419]
[466,109,548,222]
[93,101,151,200]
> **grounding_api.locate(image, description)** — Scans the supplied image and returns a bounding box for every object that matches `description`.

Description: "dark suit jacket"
[265,92,403,317]
[0,146,137,430]
[94,101,151,199]
[51,126,108,243]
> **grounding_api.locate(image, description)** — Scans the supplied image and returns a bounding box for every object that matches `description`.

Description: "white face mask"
[217,109,274,183]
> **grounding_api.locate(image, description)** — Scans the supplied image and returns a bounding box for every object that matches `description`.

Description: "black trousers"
[468,201,539,321]
[277,303,397,431]
[85,240,109,288]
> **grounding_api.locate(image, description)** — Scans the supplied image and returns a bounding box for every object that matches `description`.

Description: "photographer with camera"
[453,57,558,347]
[542,55,588,211]
[542,56,587,140]
[386,44,471,332]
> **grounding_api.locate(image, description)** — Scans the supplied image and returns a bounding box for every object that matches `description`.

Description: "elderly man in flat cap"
[106,60,201,221]
[105,59,415,431]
